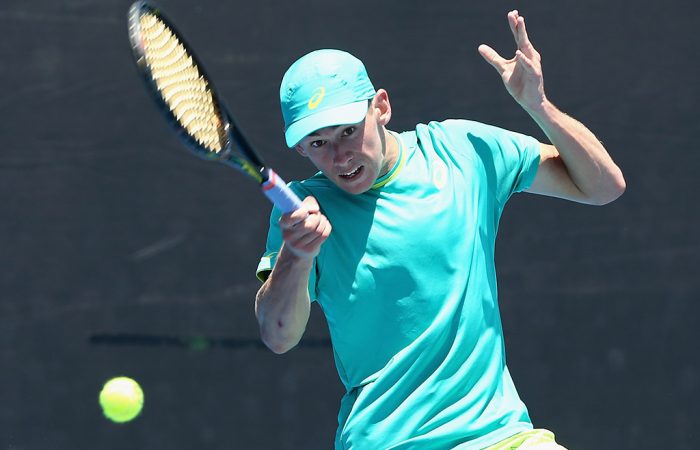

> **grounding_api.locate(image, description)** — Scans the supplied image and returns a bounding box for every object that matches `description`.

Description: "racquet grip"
[261,169,302,213]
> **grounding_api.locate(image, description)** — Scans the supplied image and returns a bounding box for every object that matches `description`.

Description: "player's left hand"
[478,10,546,113]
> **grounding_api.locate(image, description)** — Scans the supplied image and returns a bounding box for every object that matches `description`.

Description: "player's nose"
[331,143,352,166]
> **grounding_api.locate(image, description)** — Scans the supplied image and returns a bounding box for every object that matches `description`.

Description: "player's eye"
[342,126,356,137]
[310,140,326,148]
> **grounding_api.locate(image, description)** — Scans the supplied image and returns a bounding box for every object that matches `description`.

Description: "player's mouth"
[339,165,363,180]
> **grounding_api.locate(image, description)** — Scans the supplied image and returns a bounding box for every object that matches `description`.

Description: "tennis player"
[255,10,625,450]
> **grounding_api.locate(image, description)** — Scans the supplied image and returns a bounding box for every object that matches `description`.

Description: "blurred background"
[1,0,698,448]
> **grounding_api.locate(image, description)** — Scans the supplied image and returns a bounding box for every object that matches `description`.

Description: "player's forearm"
[255,244,312,354]
[527,99,626,205]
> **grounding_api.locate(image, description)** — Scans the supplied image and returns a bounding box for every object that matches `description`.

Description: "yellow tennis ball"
[99,376,144,423]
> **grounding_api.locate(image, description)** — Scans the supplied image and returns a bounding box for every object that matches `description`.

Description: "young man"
[255,10,625,450]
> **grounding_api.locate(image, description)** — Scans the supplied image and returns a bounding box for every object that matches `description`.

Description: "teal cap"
[280,49,376,148]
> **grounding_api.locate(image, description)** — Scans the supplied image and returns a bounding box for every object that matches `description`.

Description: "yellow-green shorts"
[483,429,568,450]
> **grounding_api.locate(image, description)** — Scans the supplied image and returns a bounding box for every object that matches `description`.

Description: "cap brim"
[284,100,369,148]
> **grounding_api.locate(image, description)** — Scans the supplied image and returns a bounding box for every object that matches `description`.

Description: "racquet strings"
[138,12,226,154]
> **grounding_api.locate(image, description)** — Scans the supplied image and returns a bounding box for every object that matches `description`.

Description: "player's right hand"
[279,196,332,260]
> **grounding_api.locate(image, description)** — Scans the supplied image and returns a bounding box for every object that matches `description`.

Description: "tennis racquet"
[127,1,301,213]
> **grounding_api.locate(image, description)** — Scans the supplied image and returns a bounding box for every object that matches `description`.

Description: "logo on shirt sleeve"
[432,159,448,189]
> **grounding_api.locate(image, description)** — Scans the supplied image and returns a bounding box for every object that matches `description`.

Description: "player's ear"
[372,89,392,126]
[294,144,308,157]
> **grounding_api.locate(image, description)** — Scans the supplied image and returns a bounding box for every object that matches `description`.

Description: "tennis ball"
[99,376,144,423]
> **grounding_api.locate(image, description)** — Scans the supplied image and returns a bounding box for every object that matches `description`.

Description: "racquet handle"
[261,169,303,213]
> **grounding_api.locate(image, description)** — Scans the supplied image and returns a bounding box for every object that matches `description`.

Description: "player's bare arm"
[255,196,331,354]
[479,10,626,205]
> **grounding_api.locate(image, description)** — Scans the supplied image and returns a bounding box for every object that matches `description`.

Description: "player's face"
[295,91,397,195]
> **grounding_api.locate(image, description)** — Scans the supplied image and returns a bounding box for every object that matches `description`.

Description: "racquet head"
[127,1,264,182]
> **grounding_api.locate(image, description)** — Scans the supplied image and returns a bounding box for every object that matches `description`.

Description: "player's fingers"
[508,10,519,39]
[301,220,332,251]
[515,16,540,61]
[294,212,320,236]
[284,210,328,242]
[279,214,300,230]
[301,196,320,213]
[316,215,332,239]
[280,196,319,229]
[284,208,331,258]
[478,44,507,74]
[291,218,331,257]
[299,214,330,244]
[516,50,538,74]
[291,197,319,223]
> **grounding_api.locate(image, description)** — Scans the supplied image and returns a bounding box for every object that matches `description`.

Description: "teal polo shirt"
[257,120,541,449]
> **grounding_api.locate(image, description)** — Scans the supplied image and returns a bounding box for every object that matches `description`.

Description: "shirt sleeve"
[255,183,319,301]
[435,120,540,206]
[491,126,540,202]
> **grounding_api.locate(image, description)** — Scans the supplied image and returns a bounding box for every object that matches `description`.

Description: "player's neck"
[379,128,400,177]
